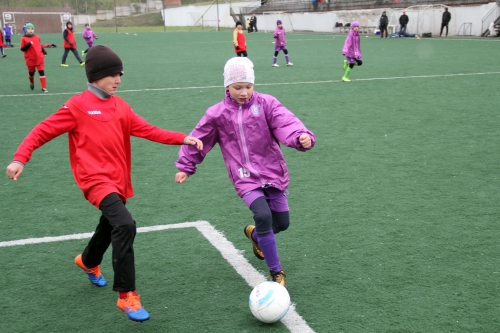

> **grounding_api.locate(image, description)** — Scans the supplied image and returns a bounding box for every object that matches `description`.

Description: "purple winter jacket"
[82,28,97,44]
[342,29,362,59]
[273,26,286,47]
[176,90,315,197]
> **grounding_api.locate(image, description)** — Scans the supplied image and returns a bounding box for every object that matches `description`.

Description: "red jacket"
[63,28,76,49]
[20,35,44,66]
[13,90,187,208]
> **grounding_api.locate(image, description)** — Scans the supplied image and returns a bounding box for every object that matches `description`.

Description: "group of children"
[233,17,362,81]
[9,20,98,93]
[4,14,366,324]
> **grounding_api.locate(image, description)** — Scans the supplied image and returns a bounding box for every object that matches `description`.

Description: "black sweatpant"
[81,193,137,292]
[61,48,83,64]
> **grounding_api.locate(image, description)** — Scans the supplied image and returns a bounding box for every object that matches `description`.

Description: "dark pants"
[399,24,407,37]
[81,193,137,292]
[380,25,388,38]
[236,51,248,57]
[440,23,449,36]
[249,196,290,235]
[62,48,83,64]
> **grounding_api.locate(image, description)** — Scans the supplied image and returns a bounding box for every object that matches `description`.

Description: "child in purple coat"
[272,20,293,67]
[4,23,12,47]
[175,57,315,287]
[341,21,362,82]
[82,23,98,57]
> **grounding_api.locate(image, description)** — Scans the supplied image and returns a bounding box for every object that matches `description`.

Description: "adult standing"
[61,21,85,67]
[250,14,258,33]
[439,7,451,37]
[379,11,389,38]
[399,10,409,37]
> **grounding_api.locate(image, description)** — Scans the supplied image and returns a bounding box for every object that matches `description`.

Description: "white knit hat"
[223,57,255,87]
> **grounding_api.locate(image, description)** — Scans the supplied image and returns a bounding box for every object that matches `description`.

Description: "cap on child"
[277,20,282,25]
[223,57,255,87]
[85,45,124,82]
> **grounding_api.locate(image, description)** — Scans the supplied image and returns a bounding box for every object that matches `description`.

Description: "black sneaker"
[30,83,34,90]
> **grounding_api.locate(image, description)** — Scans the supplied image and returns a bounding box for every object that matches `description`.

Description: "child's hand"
[6,162,24,181]
[183,136,203,151]
[175,172,189,184]
[299,134,312,149]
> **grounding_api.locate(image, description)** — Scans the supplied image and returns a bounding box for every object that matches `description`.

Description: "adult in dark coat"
[440,7,451,37]
[250,14,258,32]
[399,11,409,37]
[379,11,389,38]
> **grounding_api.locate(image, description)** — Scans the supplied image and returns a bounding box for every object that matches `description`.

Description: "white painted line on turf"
[3,71,497,98]
[0,220,315,333]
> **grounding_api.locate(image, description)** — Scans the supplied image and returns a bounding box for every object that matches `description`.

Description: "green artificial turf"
[0,31,499,332]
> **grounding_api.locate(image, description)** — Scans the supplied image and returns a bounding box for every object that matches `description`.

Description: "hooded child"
[175,57,315,288]
[341,21,362,82]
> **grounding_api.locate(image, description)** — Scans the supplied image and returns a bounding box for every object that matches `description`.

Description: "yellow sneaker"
[80,61,85,66]
[244,225,264,260]
[270,270,287,288]
[61,63,69,67]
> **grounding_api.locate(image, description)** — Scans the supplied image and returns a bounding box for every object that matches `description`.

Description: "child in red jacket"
[6,45,203,323]
[233,21,247,57]
[61,21,84,67]
[20,23,48,92]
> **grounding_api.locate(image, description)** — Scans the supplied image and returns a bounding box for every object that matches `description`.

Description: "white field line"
[0,71,499,98]
[0,220,315,333]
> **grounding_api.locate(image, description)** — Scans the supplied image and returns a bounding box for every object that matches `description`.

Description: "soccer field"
[1,31,499,332]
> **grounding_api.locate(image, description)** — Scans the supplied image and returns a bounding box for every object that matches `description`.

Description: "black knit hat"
[85,45,123,83]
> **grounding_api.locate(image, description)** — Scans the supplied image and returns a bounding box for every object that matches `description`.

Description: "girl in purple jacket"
[272,20,293,67]
[341,21,362,82]
[81,23,97,57]
[175,57,315,287]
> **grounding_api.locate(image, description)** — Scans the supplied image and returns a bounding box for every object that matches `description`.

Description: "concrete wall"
[162,1,498,36]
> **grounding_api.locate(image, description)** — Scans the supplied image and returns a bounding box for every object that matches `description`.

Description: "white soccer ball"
[249,281,291,323]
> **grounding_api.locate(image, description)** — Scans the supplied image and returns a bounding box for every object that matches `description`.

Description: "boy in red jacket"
[6,45,203,322]
[20,23,48,92]
[61,21,84,67]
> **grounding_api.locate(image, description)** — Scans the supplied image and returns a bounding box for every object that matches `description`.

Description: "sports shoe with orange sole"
[74,254,107,287]
[270,270,287,288]
[244,225,264,260]
[117,292,150,322]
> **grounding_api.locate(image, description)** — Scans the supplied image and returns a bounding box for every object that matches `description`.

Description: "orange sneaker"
[74,254,107,287]
[117,292,150,322]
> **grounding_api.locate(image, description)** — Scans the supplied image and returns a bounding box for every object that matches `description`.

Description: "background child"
[272,20,293,67]
[0,30,6,58]
[3,23,12,47]
[233,21,247,57]
[175,57,315,288]
[20,23,48,92]
[341,21,362,82]
[61,21,84,67]
[246,18,252,34]
[82,23,98,57]
[6,45,203,323]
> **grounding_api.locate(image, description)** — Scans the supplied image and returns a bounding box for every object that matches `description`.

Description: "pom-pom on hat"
[277,20,282,25]
[85,45,124,83]
[351,21,360,28]
[223,57,255,87]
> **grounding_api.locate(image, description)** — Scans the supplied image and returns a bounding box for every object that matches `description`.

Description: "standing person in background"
[379,11,389,38]
[272,20,293,67]
[20,23,48,92]
[6,44,203,323]
[61,21,85,67]
[399,10,409,37]
[250,13,258,32]
[82,23,98,57]
[439,7,451,37]
[247,18,252,34]
[23,20,29,35]
[175,57,315,288]
[4,23,12,47]
[233,21,247,57]
[341,21,362,82]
